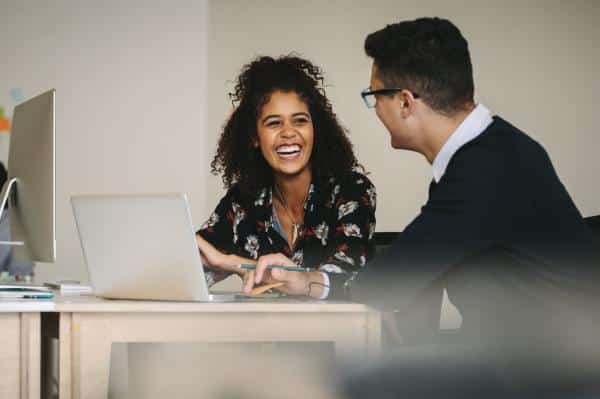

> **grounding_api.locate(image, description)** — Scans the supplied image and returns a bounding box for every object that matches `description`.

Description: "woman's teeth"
[276,144,301,155]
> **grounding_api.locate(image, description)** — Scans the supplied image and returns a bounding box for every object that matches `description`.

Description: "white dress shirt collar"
[432,104,493,183]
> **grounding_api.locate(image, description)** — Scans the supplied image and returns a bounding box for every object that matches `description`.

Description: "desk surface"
[53,294,371,313]
[1,293,372,313]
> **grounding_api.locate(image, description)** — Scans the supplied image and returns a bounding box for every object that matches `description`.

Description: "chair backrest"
[584,215,600,237]
[373,232,400,255]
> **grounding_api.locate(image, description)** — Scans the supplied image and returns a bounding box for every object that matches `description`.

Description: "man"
[246,18,599,344]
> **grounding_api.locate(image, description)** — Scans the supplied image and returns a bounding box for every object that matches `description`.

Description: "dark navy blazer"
[330,117,600,339]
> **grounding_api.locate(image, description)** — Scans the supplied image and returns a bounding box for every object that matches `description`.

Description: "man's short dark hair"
[365,17,474,115]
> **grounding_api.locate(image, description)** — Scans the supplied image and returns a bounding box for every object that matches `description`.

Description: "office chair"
[373,232,400,254]
[584,215,600,237]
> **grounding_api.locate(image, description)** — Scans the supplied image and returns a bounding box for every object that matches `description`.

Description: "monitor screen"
[1,89,56,263]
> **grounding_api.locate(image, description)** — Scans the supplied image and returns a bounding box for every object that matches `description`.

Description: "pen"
[240,264,306,272]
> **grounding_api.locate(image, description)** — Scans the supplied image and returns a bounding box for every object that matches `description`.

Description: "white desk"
[47,294,380,399]
[0,300,52,399]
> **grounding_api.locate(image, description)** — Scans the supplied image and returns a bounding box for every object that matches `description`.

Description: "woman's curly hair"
[211,55,361,203]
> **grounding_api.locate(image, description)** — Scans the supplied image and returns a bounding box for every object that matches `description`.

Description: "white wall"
[2,0,598,283]
[207,0,600,233]
[2,1,596,395]
[1,0,597,293]
[0,0,209,283]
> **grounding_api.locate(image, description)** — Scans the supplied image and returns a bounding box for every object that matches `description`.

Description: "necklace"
[274,184,309,248]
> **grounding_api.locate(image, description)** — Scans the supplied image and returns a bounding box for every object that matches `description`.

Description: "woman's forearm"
[224,254,256,276]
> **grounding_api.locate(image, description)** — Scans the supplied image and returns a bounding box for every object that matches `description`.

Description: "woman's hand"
[242,253,326,298]
[196,234,242,275]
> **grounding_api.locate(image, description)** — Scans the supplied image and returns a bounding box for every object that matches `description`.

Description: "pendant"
[291,223,301,247]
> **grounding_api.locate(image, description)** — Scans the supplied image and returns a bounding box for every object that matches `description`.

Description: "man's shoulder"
[452,116,550,171]
[470,117,547,155]
[440,116,556,197]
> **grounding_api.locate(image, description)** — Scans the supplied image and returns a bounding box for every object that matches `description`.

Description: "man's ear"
[400,89,418,116]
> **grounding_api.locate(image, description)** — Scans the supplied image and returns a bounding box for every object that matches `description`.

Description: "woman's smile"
[257,90,314,176]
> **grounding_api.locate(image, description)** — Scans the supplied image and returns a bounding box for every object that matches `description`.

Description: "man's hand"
[242,253,326,298]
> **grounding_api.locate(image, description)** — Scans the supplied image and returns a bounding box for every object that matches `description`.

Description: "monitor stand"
[0,177,25,246]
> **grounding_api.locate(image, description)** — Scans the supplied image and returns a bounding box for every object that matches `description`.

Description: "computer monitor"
[0,89,55,262]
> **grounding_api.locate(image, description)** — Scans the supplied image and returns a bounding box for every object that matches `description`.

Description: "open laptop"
[71,193,240,302]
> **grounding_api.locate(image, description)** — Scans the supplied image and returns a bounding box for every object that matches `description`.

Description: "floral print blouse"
[197,171,377,286]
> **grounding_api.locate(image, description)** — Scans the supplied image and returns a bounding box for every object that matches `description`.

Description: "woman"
[197,55,376,297]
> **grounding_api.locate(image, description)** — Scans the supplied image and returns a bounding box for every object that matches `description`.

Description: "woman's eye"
[294,118,308,125]
[266,120,281,127]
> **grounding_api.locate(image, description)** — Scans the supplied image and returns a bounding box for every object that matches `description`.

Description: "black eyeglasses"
[361,88,419,108]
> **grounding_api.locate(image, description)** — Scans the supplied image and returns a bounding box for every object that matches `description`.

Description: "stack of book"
[0,284,54,299]
[44,281,93,295]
